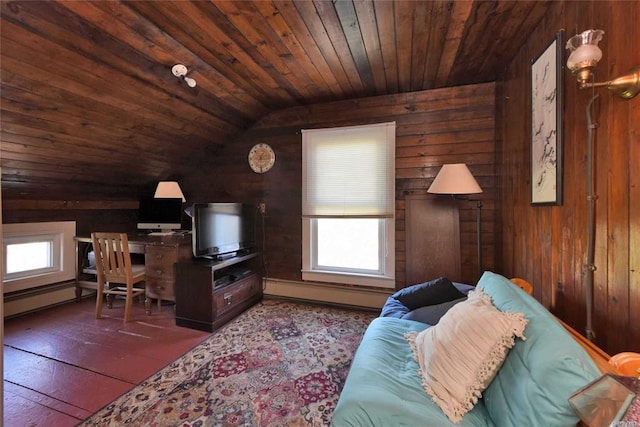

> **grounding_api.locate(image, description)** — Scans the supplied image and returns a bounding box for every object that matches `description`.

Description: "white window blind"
[302,122,395,218]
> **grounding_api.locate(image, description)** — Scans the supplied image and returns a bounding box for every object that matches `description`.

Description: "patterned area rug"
[80,299,377,427]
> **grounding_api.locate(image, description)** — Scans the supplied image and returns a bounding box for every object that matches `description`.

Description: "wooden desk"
[74,233,192,313]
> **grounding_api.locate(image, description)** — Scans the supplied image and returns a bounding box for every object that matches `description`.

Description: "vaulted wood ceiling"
[0,0,552,200]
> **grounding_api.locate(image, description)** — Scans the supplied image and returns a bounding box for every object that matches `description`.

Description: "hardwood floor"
[3,296,210,426]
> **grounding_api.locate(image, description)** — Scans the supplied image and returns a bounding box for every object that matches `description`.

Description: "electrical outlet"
[258,203,266,214]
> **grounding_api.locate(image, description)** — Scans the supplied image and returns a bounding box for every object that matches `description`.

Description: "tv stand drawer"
[214,275,259,317]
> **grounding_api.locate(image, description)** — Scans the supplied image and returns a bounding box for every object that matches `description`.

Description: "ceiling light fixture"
[566,29,639,99]
[171,64,197,88]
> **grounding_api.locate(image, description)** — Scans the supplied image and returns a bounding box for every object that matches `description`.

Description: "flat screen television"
[137,198,184,234]
[192,203,256,259]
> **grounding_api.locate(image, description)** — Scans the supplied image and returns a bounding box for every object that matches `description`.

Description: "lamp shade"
[567,44,603,71]
[428,163,482,195]
[154,181,186,202]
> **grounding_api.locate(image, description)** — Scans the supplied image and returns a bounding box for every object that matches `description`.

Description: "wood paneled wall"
[1,200,139,236]
[184,83,496,287]
[499,0,639,354]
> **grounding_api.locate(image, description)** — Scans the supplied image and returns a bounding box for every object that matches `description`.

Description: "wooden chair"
[91,232,146,322]
[510,277,533,295]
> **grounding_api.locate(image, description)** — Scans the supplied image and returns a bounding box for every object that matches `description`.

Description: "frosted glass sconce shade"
[566,29,639,99]
[566,29,604,84]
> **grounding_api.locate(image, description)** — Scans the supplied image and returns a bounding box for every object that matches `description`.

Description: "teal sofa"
[332,271,602,426]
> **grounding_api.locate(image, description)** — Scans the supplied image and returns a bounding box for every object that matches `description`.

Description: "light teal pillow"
[479,272,601,427]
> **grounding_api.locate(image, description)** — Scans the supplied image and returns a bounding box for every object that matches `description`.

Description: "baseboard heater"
[4,280,80,319]
[4,280,76,302]
[263,278,392,310]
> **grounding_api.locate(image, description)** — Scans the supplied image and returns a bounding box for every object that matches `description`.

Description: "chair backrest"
[510,277,533,295]
[91,232,134,284]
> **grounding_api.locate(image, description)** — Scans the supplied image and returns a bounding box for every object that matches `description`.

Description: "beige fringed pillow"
[406,287,528,423]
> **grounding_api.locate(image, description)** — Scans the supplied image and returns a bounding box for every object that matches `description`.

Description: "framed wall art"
[531,30,563,205]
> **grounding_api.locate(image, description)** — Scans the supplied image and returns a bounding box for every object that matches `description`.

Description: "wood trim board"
[405,194,461,285]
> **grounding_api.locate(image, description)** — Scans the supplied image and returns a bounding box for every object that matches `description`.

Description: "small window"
[5,237,57,277]
[2,221,76,292]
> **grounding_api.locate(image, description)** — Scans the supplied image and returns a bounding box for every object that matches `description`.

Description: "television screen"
[192,203,256,259]
[137,198,183,232]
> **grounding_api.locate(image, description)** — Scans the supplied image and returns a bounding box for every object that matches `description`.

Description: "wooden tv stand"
[174,252,262,332]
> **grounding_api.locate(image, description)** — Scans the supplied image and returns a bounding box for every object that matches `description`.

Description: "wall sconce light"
[566,29,639,341]
[428,163,484,280]
[154,181,186,202]
[171,64,197,88]
[566,29,639,99]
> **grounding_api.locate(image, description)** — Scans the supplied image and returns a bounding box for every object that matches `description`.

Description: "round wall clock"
[248,143,276,173]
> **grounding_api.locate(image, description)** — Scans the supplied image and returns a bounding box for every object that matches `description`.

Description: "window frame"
[301,122,395,289]
[302,217,395,288]
[4,234,59,279]
[2,221,76,293]
[310,217,385,275]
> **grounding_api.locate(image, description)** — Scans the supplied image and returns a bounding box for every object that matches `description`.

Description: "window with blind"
[301,122,395,288]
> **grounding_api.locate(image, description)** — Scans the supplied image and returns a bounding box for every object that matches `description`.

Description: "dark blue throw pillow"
[391,277,465,311]
[401,297,468,325]
[379,296,410,318]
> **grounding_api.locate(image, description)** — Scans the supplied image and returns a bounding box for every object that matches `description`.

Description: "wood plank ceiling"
[0,0,552,200]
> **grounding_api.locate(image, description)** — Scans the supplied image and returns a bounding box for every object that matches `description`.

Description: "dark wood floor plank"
[4,346,133,412]
[4,328,159,383]
[4,387,79,427]
[3,298,211,424]
[4,381,91,424]
[12,303,208,360]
